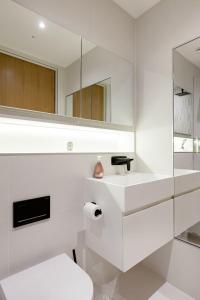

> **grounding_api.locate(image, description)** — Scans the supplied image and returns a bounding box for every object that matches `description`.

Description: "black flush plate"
[13,196,50,228]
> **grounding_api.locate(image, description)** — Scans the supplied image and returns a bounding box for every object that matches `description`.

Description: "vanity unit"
[85,173,174,272]
[174,169,200,237]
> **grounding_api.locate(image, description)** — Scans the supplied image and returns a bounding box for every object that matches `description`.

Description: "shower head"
[175,88,191,96]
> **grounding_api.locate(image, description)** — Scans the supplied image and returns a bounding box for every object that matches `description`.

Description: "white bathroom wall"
[0,153,136,280]
[136,0,200,175]
[136,0,200,297]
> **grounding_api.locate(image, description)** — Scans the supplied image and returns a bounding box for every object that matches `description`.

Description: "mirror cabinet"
[0,0,134,129]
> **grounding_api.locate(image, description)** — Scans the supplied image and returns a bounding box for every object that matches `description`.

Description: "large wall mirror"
[81,40,134,126]
[173,37,200,248]
[0,0,82,116]
[0,0,134,129]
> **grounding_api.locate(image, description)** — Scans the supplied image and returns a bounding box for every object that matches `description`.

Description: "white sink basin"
[86,173,174,214]
[93,173,170,186]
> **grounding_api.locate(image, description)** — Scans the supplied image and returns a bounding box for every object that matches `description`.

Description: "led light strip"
[0,117,134,154]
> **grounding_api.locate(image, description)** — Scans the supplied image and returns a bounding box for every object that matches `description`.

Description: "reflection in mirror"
[81,40,134,126]
[173,37,200,248]
[65,78,111,122]
[65,40,134,126]
[174,86,193,137]
[0,0,83,115]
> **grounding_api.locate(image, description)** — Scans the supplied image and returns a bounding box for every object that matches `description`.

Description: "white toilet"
[0,254,93,300]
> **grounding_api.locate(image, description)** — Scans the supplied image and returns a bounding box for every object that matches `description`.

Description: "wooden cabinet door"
[91,84,104,121]
[73,91,81,117]
[0,52,55,113]
[72,84,104,121]
[73,87,92,119]
[82,86,92,119]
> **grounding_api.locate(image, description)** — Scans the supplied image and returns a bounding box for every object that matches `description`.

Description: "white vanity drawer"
[122,199,173,272]
[175,189,200,236]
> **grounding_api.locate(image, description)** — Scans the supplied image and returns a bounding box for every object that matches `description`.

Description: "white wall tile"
[0,221,9,279]
[136,0,200,175]
[0,157,10,224]
[0,153,134,280]
[9,208,83,275]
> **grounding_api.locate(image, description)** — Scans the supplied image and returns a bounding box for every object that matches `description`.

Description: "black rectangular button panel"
[13,196,50,228]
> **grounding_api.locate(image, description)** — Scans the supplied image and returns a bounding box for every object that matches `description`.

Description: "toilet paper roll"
[84,202,103,220]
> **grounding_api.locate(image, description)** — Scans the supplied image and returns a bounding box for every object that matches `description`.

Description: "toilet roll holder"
[91,202,102,217]
[84,201,103,218]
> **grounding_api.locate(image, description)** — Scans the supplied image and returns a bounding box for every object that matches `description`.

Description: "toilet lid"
[0,254,93,300]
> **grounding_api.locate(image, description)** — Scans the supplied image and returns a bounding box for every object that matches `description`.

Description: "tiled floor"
[149,283,194,300]
[94,283,194,300]
[92,263,194,300]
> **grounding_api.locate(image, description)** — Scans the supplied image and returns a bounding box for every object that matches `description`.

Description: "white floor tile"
[149,283,194,300]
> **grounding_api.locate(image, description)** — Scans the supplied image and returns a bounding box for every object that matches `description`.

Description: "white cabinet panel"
[175,189,200,236]
[85,176,174,272]
[123,200,173,272]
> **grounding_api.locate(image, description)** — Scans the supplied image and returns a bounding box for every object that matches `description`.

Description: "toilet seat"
[0,254,93,300]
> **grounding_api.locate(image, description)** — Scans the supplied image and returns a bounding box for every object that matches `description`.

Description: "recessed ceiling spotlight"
[39,21,46,29]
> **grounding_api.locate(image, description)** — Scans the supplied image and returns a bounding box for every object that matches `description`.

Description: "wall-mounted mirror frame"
[0,0,134,132]
[173,35,200,249]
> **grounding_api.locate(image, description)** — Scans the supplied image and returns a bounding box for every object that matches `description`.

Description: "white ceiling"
[0,0,95,68]
[113,0,161,18]
[177,38,200,69]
